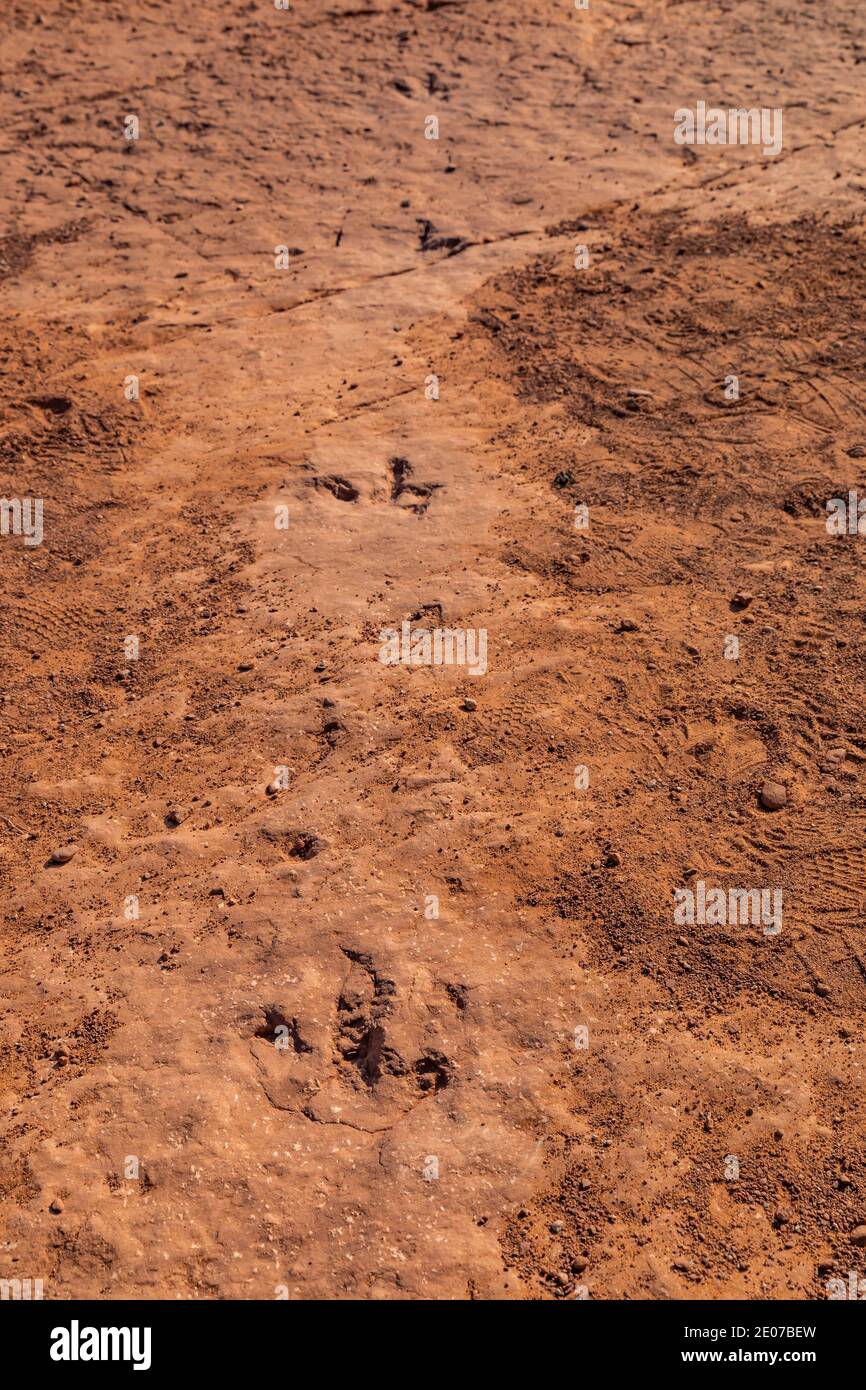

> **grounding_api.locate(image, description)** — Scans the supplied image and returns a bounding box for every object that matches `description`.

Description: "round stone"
[759,781,787,811]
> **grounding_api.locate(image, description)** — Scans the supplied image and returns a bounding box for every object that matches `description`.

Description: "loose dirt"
[1,0,865,1299]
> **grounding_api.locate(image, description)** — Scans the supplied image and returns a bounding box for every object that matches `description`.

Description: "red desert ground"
[1,0,866,1302]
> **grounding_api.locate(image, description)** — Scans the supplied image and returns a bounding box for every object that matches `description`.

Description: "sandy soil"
[1,0,866,1300]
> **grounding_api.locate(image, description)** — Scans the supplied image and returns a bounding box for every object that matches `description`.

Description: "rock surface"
[0,0,864,1303]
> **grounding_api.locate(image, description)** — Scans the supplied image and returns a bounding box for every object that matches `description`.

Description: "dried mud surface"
[1,0,865,1299]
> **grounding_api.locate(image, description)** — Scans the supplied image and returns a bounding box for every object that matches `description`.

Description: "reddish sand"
[1,0,866,1299]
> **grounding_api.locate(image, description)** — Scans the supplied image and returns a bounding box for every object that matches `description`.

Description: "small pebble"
[49,1198,64,1214]
[462,698,477,712]
[850,1225,866,1247]
[50,845,76,864]
[759,780,787,811]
